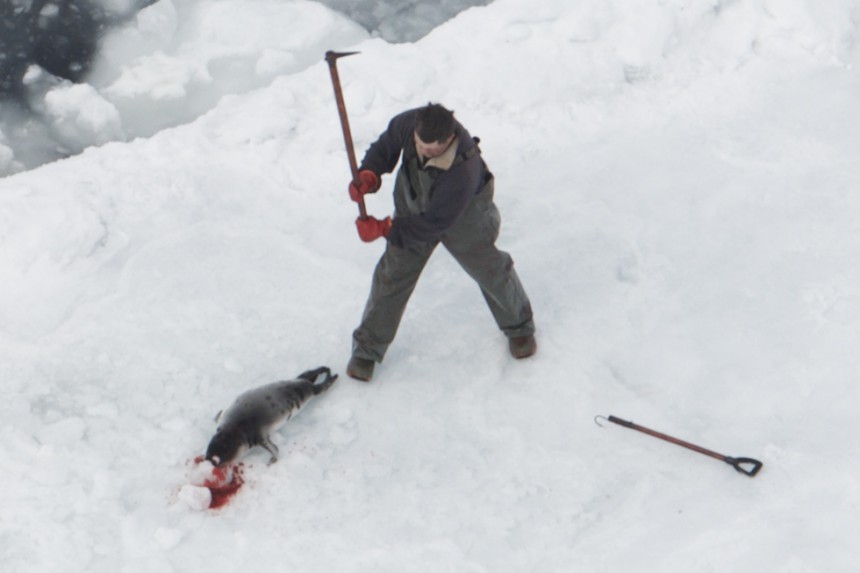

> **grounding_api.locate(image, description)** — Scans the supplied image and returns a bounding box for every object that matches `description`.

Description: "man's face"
[414,131,455,160]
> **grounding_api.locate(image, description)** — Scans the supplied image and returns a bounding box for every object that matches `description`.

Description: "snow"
[2,0,860,571]
[0,0,491,174]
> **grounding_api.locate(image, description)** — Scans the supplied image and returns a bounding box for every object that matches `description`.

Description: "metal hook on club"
[324,49,367,220]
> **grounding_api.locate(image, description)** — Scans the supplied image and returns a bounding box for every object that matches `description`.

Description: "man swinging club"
[346,103,536,381]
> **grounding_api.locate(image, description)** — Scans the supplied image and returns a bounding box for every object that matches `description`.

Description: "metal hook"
[594,415,610,427]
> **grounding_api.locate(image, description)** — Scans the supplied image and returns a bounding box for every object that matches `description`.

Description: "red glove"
[356,216,392,243]
[348,170,380,203]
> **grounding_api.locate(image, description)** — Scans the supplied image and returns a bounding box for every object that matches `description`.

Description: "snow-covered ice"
[2,0,860,571]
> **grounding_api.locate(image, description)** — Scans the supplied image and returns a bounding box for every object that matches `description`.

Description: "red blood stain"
[206,465,245,509]
[191,456,245,509]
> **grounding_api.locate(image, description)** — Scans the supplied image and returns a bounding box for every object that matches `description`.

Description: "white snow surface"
[2,0,860,571]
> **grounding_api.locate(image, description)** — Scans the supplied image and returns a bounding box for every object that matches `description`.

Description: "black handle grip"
[607,415,634,428]
[726,457,763,477]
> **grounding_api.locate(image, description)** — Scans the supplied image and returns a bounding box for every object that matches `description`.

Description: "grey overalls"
[351,138,535,363]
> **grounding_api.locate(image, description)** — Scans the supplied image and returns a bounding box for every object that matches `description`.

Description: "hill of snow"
[2,1,859,571]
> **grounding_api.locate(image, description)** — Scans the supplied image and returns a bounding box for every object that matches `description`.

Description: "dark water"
[0,1,157,102]
[0,0,492,176]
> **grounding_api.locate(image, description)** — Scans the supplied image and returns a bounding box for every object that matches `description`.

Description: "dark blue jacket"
[359,108,489,248]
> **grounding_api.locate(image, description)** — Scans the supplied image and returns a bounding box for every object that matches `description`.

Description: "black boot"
[508,334,537,359]
[347,356,375,381]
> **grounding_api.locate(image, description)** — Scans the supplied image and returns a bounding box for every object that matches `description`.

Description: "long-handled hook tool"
[595,414,763,477]
[324,50,367,220]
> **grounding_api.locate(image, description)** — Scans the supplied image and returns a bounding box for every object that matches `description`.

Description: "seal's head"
[205,430,248,467]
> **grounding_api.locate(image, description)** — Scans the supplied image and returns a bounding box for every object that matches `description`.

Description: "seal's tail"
[312,370,337,395]
[298,366,338,395]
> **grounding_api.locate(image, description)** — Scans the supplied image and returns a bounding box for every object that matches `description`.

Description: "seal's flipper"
[296,366,331,382]
[261,437,280,464]
[312,372,338,395]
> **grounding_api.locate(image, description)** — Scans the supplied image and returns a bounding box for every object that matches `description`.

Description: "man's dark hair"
[415,103,455,144]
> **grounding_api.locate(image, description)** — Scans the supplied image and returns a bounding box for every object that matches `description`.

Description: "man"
[346,103,536,381]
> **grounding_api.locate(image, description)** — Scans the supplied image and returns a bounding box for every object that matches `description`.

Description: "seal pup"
[205,366,337,467]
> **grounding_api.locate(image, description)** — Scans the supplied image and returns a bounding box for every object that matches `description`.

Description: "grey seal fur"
[205,366,337,467]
